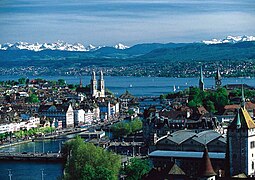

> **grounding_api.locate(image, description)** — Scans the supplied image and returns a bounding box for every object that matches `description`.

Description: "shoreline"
[0,139,32,149]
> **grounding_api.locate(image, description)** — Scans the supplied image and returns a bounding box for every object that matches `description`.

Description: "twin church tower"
[199,67,222,91]
[90,70,105,98]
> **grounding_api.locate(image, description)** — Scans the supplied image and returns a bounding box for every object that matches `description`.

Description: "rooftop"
[149,150,225,159]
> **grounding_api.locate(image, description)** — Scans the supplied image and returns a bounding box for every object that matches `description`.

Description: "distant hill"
[140,41,255,61]
[0,42,189,61]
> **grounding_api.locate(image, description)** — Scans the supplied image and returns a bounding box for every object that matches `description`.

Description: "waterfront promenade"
[0,152,63,162]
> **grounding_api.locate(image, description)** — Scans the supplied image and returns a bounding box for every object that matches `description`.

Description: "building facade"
[90,70,105,98]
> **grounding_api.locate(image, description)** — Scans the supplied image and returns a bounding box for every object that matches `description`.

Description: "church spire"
[199,66,204,91]
[92,70,96,80]
[236,109,241,129]
[79,77,82,88]
[200,66,204,82]
[241,84,245,109]
[90,70,97,97]
[215,67,222,89]
[98,70,105,97]
[100,70,104,80]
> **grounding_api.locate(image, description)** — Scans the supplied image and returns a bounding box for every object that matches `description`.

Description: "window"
[252,161,254,170]
[251,141,255,149]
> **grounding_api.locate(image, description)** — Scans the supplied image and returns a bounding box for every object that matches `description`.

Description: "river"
[0,140,64,180]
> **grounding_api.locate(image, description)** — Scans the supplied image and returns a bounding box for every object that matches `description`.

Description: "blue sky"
[0,0,254,46]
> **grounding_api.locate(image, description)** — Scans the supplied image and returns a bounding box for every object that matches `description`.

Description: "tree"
[18,77,26,84]
[124,158,151,180]
[205,100,216,113]
[130,118,142,132]
[188,87,203,107]
[27,94,39,103]
[111,118,142,138]
[63,137,121,180]
[58,79,66,86]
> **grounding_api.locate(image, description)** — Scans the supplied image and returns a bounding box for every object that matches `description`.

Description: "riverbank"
[0,139,32,149]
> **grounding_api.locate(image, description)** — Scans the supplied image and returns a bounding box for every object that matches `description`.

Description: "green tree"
[58,79,66,86]
[130,118,142,132]
[124,158,151,180]
[18,77,26,84]
[188,87,203,107]
[205,100,216,113]
[27,94,39,103]
[63,137,121,180]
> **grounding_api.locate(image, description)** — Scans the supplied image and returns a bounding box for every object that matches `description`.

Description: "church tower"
[98,70,105,97]
[199,66,204,91]
[227,86,255,177]
[215,68,222,89]
[90,71,98,97]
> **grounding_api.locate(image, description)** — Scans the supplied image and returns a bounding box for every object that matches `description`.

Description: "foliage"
[63,137,121,180]
[160,91,185,99]
[188,87,229,113]
[123,158,151,180]
[111,118,142,138]
[26,93,40,103]
[57,79,66,86]
[18,77,26,84]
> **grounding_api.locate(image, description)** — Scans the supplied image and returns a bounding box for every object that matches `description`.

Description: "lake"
[1,75,254,97]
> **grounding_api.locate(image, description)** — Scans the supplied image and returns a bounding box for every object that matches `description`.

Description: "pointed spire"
[200,66,204,83]
[236,109,241,129]
[216,67,221,80]
[100,70,104,80]
[199,66,204,91]
[241,84,245,109]
[199,147,216,177]
[79,78,82,88]
[92,70,96,80]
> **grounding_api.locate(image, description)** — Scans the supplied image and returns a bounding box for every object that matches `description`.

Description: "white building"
[90,70,105,98]
[84,110,94,124]
[227,91,255,177]
[74,109,85,126]
[38,104,74,128]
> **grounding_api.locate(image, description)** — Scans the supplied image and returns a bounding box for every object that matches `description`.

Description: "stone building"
[226,89,255,177]
[90,70,105,98]
[38,104,74,128]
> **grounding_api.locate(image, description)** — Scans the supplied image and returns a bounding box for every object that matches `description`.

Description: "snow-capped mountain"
[0,41,99,52]
[202,35,255,45]
[0,41,130,52]
[114,43,129,50]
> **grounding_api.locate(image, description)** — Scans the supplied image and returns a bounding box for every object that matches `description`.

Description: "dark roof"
[143,162,187,180]
[199,147,217,177]
[38,104,71,112]
[224,84,255,90]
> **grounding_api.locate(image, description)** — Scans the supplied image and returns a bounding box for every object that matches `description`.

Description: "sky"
[0,0,254,46]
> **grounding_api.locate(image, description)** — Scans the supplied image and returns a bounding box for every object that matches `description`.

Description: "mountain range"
[0,35,254,62]
[0,35,254,52]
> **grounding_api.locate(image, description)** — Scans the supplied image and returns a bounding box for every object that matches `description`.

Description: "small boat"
[173,85,176,92]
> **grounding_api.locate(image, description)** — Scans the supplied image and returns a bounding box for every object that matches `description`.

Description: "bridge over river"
[0,152,64,162]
